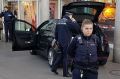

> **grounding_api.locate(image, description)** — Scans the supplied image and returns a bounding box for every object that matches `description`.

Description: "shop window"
[22,1,36,27]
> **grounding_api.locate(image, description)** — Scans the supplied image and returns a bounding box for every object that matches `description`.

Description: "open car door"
[12,19,36,51]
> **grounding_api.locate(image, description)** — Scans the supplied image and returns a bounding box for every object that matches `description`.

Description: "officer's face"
[82,24,93,36]
[4,8,8,11]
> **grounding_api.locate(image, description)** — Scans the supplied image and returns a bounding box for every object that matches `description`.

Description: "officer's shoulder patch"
[57,18,67,25]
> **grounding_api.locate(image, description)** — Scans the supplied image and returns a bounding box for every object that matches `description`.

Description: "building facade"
[0,0,76,27]
[0,0,116,27]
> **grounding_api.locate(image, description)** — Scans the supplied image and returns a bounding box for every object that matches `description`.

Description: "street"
[0,41,68,79]
[0,41,120,79]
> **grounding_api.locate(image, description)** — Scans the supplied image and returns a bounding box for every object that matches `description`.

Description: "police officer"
[63,12,80,36]
[67,19,101,79]
[51,12,80,77]
[0,6,15,42]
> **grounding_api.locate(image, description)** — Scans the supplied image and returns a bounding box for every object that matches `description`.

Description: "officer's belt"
[73,64,98,74]
[74,61,98,66]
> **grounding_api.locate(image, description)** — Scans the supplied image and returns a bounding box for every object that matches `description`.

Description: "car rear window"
[68,7,97,15]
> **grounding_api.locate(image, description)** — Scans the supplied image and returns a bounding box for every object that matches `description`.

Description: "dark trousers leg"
[63,52,68,76]
[51,53,62,71]
[4,22,13,41]
[4,23,9,42]
[72,68,81,79]
[51,47,68,76]
[83,70,98,79]
[8,23,13,41]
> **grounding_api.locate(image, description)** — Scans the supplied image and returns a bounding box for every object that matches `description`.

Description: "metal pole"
[58,0,62,19]
[18,0,20,19]
[113,0,120,63]
[36,0,40,26]
[40,0,49,23]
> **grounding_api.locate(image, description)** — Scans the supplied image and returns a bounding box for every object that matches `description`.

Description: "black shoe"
[63,73,72,77]
[51,70,58,75]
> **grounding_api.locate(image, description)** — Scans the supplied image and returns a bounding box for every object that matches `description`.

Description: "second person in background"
[0,6,15,42]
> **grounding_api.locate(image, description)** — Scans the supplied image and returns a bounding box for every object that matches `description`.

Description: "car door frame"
[12,19,36,51]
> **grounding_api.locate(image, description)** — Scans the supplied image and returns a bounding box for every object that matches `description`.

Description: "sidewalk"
[98,62,120,79]
[0,41,120,79]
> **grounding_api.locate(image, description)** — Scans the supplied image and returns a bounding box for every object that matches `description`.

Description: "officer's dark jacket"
[55,16,80,49]
[67,34,101,64]
[0,11,15,22]
[63,15,80,36]
[55,18,71,49]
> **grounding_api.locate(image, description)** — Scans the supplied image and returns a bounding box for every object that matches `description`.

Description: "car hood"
[62,1,105,23]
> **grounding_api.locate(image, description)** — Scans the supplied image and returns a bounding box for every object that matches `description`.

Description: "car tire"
[30,50,37,55]
[48,48,55,67]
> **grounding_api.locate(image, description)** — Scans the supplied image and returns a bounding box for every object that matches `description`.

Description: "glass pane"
[19,1,36,27]
[40,21,49,30]
[40,20,56,36]
[69,7,97,15]
[41,21,55,31]
[15,21,31,31]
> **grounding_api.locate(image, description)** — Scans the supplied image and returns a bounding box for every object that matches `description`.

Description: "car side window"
[40,21,56,36]
[15,20,32,31]
[41,22,54,30]
[47,22,56,32]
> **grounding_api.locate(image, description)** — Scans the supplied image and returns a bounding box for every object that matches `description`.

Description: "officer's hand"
[71,18,76,22]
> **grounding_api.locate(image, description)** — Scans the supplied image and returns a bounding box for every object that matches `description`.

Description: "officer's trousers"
[4,22,13,42]
[72,68,98,79]
[51,51,68,76]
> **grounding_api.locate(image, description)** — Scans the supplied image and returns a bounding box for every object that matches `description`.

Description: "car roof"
[62,1,105,23]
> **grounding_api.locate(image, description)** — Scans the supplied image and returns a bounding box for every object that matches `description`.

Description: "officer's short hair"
[81,19,93,28]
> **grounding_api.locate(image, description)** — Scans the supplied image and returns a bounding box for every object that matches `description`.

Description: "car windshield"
[68,7,97,15]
